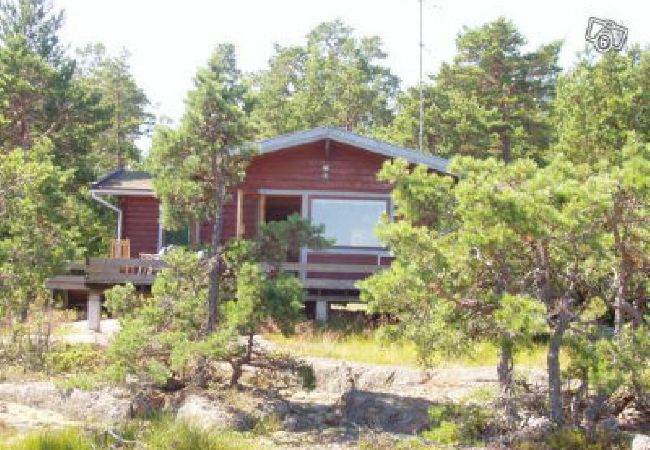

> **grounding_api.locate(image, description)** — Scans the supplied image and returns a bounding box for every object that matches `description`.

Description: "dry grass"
[266,326,556,369]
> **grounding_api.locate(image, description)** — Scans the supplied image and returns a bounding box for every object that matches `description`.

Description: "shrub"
[423,420,460,445]
[296,363,316,391]
[44,344,106,375]
[514,427,629,450]
[423,403,493,445]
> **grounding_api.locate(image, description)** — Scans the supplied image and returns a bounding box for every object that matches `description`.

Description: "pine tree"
[148,44,255,333]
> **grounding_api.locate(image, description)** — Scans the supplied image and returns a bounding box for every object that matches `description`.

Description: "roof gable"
[258,127,449,173]
[91,127,450,193]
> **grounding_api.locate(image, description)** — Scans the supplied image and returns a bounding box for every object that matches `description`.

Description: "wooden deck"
[47,258,385,295]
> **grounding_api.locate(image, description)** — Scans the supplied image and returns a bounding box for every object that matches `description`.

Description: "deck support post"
[315,300,329,323]
[87,291,101,332]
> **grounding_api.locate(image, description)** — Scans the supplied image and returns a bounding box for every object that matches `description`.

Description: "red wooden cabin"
[46,127,449,328]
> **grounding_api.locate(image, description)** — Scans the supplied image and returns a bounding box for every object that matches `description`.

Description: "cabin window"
[164,225,190,247]
[310,198,388,248]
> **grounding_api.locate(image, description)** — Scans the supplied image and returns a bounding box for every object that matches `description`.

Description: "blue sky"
[56,0,649,143]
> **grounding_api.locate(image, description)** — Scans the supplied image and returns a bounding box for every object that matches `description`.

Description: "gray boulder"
[341,389,432,434]
[176,394,248,430]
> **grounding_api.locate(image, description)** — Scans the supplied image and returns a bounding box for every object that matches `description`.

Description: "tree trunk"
[548,308,570,425]
[501,133,512,164]
[583,392,608,430]
[613,268,625,340]
[206,176,226,334]
[229,359,243,387]
[229,330,254,387]
[497,331,519,424]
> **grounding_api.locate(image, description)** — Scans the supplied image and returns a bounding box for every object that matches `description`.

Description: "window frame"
[308,195,391,251]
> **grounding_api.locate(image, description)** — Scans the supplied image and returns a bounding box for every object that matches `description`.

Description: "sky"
[56,0,649,148]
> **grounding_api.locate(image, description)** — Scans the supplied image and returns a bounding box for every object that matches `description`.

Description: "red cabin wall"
[119,140,395,275]
[120,196,159,257]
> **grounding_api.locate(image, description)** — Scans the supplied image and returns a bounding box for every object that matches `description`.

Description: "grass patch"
[53,373,100,391]
[266,327,555,368]
[145,420,267,450]
[0,420,269,450]
[0,428,93,450]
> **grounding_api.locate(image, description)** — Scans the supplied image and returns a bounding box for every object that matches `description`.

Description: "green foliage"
[103,283,140,317]
[382,17,560,162]
[423,421,460,445]
[251,20,399,136]
[514,427,629,450]
[0,420,266,450]
[423,403,493,445]
[53,373,99,391]
[75,43,153,171]
[362,143,648,423]
[565,322,650,399]
[148,43,256,334]
[255,213,332,270]
[107,241,305,385]
[296,363,316,391]
[462,386,498,404]
[552,50,650,166]
[107,249,220,384]
[0,0,149,316]
[0,144,83,320]
[227,262,304,336]
[148,43,255,230]
[44,344,105,374]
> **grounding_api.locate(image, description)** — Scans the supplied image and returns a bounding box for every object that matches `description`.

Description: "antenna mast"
[418,0,424,152]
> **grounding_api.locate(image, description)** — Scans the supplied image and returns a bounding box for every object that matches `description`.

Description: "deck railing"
[86,257,165,284]
[84,258,385,290]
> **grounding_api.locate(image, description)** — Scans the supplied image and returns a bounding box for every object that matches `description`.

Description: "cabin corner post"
[236,189,244,238]
[87,290,102,332]
[257,193,266,226]
[299,193,309,281]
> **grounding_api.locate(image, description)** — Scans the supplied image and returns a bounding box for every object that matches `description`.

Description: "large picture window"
[310,198,388,248]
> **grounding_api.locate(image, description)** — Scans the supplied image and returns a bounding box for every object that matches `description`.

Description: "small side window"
[164,225,190,246]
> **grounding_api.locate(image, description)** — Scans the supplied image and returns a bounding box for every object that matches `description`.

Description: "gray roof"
[258,127,450,173]
[91,169,153,192]
[92,127,450,193]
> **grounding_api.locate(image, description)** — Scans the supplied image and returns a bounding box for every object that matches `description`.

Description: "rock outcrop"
[0,382,131,423]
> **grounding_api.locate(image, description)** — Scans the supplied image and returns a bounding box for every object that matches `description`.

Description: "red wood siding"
[240,141,392,193]
[120,196,159,257]
[307,253,392,266]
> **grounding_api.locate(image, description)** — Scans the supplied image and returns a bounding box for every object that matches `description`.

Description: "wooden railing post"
[110,239,130,258]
